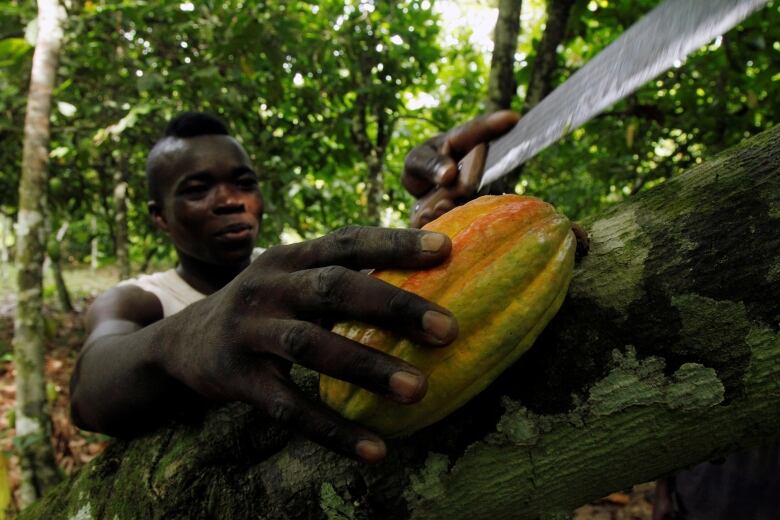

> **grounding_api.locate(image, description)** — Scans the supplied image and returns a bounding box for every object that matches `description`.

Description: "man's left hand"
[402,110,520,227]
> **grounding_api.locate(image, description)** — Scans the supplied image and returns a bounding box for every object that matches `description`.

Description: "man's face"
[150,134,263,266]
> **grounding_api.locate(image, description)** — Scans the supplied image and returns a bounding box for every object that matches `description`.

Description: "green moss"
[768,200,780,220]
[586,348,725,415]
[588,369,663,415]
[574,206,650,315]
[671,294,751,394]
[665,363,724,411]
[767,262,780,284]
[274,450,316,490]
[403,452,450,504]
[67,503,93,520]
[496,398,540,445]
[319,482,356,520]
[587,349,666,416]
[745,327,780,375]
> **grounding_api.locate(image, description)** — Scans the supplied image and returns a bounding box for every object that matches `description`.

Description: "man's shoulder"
[117,268,206,318]
[86,282,165,333]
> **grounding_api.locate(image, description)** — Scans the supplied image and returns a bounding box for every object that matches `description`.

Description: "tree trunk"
[486,0,522,115]
[48,223,73,313]
[484,0,522,196]
[25,126,780,518]
[89,216,98,271]
[13,0,64,506]
[0,214,10,280]
[49,258,72,313]
[364,154,385,226]
[114,154,130,280]
[487,0,575,195]
[351,95,392,226]
[524,0,574,111]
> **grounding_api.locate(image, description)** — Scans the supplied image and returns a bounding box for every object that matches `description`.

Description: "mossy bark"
[13,0,65,506]
[25,125,780,518]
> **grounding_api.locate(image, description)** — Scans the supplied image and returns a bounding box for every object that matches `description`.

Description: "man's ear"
[148,200,169,232]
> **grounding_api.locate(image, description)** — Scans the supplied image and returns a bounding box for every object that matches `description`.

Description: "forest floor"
[0,265,655,518]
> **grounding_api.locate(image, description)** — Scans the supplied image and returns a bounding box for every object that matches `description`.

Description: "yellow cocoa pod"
[320,195,576,437]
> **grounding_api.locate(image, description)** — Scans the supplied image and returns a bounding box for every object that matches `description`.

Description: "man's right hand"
[159,226,456,463]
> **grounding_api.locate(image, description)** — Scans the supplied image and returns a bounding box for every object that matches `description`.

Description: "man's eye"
[238,177,258,189]
[181,184,208,194]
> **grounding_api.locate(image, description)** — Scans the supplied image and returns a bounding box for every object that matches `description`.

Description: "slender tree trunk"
[486,0,575,194]
[486,0,522,114]
[48,222,73,312]
[364,154,384,226]
[13,0,64,506]
[484,0,521,194]
[89,216,98,271]
[49,258,72,312]
[351,96,392,226]
[114,154,130,280]
[0,214,10,281]
[24,126,780,519]
[524,0,575,111]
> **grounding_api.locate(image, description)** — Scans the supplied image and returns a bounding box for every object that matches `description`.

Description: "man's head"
[147,112,263,267]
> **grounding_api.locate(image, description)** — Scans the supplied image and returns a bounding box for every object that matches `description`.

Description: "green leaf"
[0,38,32,67]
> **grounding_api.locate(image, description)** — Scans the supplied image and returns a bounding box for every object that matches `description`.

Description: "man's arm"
[70,226,457,463]
[70,284,201,436]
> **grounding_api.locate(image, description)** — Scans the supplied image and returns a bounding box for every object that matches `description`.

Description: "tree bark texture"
[48,223,73,313]
[24,126,780,518]
[90,216,98,271]
[13,0,64,506]
[114,155,130,280]
[524,0,574,111]
[351,94,392,226]
[486,0,522,115]
[0,214,11,278]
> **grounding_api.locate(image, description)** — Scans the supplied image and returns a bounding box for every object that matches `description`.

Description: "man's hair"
[163,111,230,138]
[146,112,231,205]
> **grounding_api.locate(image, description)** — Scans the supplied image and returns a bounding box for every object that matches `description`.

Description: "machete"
[415,0,769,224]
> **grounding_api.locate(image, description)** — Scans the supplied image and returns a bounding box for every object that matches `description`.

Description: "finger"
[443,110,520,159]
[402,172,436,199]
[252,376,388,463]
[284,267,457,346]
[290,226,452,271]
[410,189,458,228]
[255,319,430,402]
[433,197,456,215]
[402,135,459,196]
[402,112,518,198]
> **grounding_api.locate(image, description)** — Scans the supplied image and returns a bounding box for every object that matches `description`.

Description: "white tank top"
[118,248,265,317]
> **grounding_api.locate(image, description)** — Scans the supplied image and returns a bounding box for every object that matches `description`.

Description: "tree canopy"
[1,0,776,271]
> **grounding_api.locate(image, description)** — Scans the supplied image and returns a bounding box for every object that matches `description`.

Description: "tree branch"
[25,125,780,519]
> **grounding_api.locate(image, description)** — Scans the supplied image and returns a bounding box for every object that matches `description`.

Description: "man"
[70,110,519,463]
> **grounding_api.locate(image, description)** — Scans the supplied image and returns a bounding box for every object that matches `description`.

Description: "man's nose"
[212,184,245,214]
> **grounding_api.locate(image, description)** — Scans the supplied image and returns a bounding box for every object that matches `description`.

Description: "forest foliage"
[0,0,778,273]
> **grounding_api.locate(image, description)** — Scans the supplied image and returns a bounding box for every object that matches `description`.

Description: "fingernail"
[422,310,457,342]
[356,439,386,463]
[390,370,425,402]
[420,232,446,253]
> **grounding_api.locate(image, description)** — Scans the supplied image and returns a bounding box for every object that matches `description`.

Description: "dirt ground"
[0,292,655,518]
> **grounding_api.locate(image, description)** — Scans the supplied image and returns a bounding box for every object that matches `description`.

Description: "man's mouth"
[215,223,253,240]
